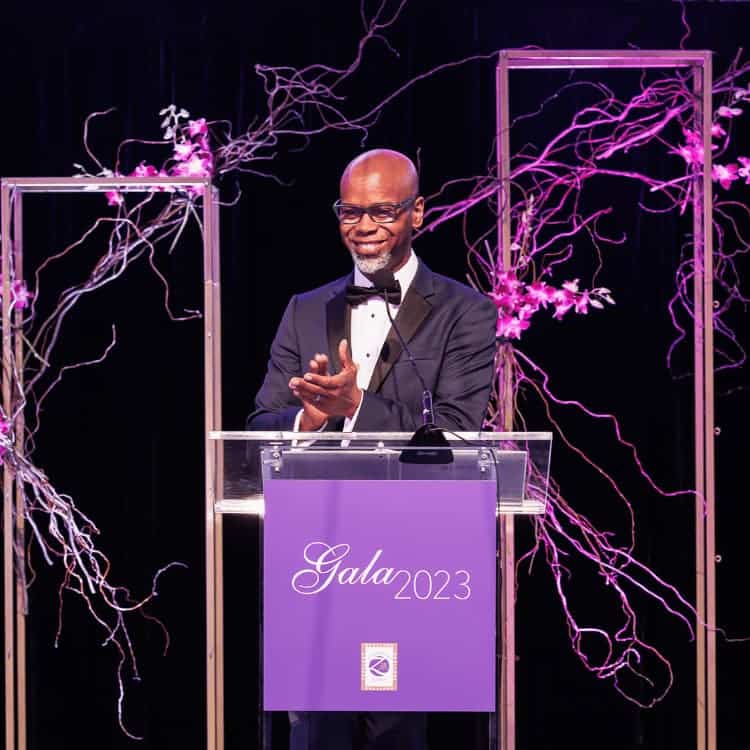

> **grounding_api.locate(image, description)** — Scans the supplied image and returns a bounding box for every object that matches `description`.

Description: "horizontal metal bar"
[500,49,710,70]
[214,497,546,516]
[1,176,210,192]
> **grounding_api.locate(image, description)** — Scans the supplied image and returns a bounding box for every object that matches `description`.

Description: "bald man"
[248,149,497,436]
[247,150,496,749]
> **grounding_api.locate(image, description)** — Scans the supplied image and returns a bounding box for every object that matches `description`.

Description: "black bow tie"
[345,281,402,307]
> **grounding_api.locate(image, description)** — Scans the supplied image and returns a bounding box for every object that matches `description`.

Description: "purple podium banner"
[263,479,496,712]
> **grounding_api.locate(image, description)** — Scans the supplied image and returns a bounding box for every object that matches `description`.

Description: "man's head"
[336,149,424,276]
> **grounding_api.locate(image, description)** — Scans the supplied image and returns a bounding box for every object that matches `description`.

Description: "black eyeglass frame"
[332,196,418,224]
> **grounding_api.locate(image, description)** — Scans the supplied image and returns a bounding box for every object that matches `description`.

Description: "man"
[248,149,497,749]
[248,149,497,436]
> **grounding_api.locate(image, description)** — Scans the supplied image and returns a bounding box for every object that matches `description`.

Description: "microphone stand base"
[399,424,454,464]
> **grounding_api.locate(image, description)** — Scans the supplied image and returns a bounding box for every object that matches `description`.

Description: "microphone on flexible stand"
[370,269,452,464]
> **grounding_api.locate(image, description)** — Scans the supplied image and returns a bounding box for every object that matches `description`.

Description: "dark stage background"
[1,1,749,748]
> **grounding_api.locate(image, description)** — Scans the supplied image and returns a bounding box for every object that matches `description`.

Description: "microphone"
[370,269,452,464]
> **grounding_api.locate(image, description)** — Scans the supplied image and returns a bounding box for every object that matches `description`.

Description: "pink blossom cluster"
[489,271,614,340]
[672,104,750,190]
[0,277,34,310]
[713,157,750,190]
[105,117,213,206]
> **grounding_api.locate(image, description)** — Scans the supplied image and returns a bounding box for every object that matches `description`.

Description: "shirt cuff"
[293,409,328,433]
[342,390,365,433]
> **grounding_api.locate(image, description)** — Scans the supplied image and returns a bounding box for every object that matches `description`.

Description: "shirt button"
[371,313,375,318]
[366,353,370,358]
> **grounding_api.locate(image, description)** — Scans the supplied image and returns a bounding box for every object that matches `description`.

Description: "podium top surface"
[209,430,552,442]
[211,431,552,516]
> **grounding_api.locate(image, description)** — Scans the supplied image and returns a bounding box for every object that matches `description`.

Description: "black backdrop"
[1,1,749,748]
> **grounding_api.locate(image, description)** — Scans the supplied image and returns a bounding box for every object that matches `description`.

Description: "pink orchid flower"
[520,296,541,315]
[10,280,33,309]
[717,105,742,119]
[550,287,576,319]
[675,129,719,165]
[550,287,573,304]
[105,190,123,206]
[174,142,196,161]
[496,314,529,340]
[673,144,702,165]
[517,302,539,322]
[524,280,554,306]
[132,162,159,177]
[683,128,701,146]
[712,163,739,190]
[738,156,750,185]
[488,290,521,315]
[574,290,590,314]
[711,122,727,138]
[188,118,208,137]
[552,302,574,320]
[495,270,522,292]
[174,153,213,177]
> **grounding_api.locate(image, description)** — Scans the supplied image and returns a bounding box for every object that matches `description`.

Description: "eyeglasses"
[332,196,416,224]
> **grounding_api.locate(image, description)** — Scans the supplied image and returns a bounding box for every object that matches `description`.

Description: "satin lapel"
[367,284,432,393]
[326,283,351,374]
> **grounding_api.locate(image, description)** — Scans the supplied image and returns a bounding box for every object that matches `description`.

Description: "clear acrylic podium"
[207,431,552,750]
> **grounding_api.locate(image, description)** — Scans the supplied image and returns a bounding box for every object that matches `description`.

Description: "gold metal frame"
[0,176,217,750]
[495,49,715,750]
[1,51,717,749]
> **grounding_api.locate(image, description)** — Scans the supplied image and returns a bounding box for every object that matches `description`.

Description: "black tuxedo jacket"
[247,261,497,432]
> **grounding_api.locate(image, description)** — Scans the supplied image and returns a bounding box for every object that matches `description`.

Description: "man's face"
[338,166,424,276]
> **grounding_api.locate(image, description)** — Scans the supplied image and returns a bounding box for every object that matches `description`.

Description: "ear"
[411,196,425,229]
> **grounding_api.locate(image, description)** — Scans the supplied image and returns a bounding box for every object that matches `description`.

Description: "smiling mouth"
[353,240,387,253]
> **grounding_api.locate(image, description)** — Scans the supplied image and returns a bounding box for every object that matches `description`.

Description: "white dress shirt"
[293,250,419,432]
[344,249,419,431]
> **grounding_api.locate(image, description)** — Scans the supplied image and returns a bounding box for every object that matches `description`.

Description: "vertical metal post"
[12,193,25,750]
[692,53,716,750]
[692,60,707,750]
[496,49,716,750]
[204,184,223,750]
[701,52,717,750]
[2,181,16,750]
[496,51,516,750]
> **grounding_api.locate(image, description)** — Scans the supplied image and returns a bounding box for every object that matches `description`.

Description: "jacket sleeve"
[354,296,497,432]
[246,296,304,431]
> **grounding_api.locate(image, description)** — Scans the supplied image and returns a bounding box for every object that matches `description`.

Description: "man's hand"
[289,339,363,427]
[291,353,330,431]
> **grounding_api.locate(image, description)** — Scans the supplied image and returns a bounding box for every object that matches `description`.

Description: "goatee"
[349,249,392,276]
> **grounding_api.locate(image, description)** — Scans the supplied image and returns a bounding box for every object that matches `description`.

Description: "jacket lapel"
[326,277,352,374]
[367,262,434,393]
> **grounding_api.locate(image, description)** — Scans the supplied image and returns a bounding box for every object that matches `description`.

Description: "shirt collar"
[353,249,419,300]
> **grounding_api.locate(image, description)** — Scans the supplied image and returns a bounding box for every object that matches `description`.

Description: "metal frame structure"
[1,50,717,750]
[495,49,715,750]
[0,176,219,750]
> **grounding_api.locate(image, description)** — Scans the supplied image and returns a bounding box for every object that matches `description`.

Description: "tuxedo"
[248,260,497,433]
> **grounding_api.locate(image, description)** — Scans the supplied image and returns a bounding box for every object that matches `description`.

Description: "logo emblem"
[361,643,398,691]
